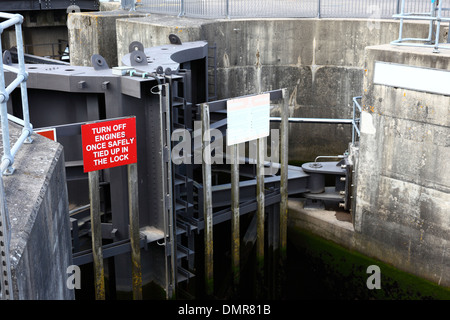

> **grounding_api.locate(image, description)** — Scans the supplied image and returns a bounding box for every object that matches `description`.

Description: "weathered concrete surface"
[116,14,208,60]
[100,2,121,11]
[63,10,450,292]
[288,199,376,266]
[113,15,447,162]
[1,122,73,299]
[352,44,450,287]
[68,12,450,288]
[67,10,149,68]
[68,11,449,161]
[288,198,450,291]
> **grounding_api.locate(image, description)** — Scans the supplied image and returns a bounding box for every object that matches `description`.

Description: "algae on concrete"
[288,228,450,300]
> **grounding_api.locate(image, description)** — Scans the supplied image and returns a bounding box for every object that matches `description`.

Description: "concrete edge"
[8,135,66,269]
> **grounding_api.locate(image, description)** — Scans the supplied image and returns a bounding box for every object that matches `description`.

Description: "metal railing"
[0,12,33,300]
[0,13,33,176]
[391,0,450,52]
[270,95,362,145]
[136,0,450,19]
[352,96,362,145]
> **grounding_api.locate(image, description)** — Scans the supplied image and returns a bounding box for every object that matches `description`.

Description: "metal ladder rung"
[176,243,194,259]
[177,266,195,283]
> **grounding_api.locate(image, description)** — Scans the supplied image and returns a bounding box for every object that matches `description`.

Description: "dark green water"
[286,228,450,300]
[76,223,450,300]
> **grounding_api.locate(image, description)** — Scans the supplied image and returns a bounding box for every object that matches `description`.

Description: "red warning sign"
[81,117,137,173]
[35,128,57,141]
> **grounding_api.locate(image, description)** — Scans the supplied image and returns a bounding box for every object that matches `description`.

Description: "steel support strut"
[128,162,142,300]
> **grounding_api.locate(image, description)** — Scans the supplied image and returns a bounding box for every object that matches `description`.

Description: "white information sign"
[226,93,270,146]
[373,61,450,96]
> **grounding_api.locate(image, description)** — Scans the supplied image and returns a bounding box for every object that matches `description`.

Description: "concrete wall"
[67,10,149,68]
[354,44,450,287]
[3,123,73,299]
[113,16,447,162]
[66,10,450,290]
[67,11,448,161]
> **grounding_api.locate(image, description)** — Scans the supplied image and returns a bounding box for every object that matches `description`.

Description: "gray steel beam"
[207,168,309,209]
[72,238,147,266]
[3,39,352,299]
[193,191,282,231]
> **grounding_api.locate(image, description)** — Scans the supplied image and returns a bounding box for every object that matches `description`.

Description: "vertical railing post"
[230,142,240,293]
[13,16,32,143]
[317,0,321,18]
[395,0,401,14]
[128,162,142,300]
[88,170,105,300]
[0,21,13,175]
[426,0,437,44]
[179,0,185,17]
[201,102,214,297]
[433,0,443,53]
[397,0,406,41]
[0,97,12,175]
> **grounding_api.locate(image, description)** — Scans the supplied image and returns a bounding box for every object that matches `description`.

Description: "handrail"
[270,95,362,146]
[270,117,353,124]
[391,0,450,53]
[352,96,362,145]
[0,11,32,300]
[0,13,33,176]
